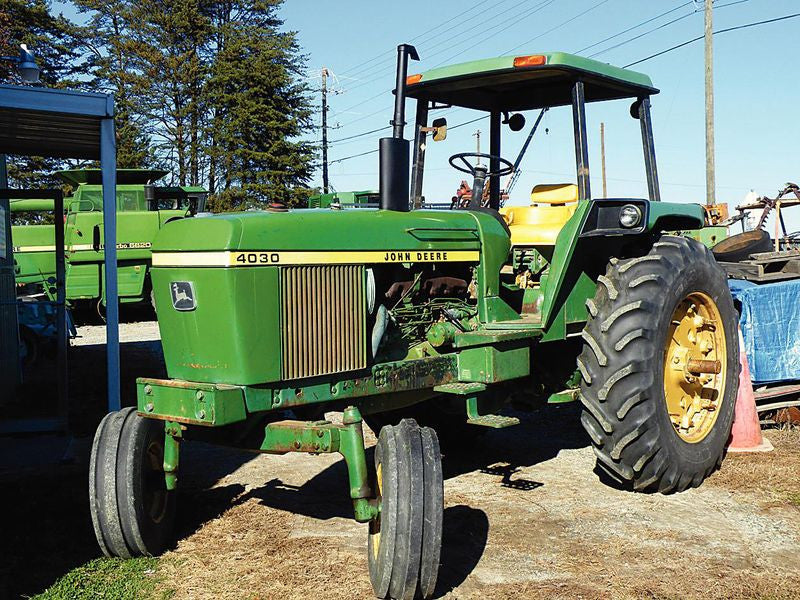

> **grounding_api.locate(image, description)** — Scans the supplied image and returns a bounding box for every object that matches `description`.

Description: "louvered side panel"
[280,265,366,380]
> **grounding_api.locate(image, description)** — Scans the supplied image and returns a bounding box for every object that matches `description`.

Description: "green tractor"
[90,46,738,598]
[12,169,207,310]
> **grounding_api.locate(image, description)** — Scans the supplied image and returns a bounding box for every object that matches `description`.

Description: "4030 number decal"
[235,252,281,264]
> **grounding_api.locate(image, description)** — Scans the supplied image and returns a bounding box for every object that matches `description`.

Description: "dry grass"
[707,428,800,505]
[155,496,372,600]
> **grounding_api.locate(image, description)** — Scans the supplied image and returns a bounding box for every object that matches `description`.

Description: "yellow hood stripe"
[152,250,480,267]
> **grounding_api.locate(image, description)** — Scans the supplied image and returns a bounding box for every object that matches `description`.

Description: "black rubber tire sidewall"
[417,426,443,599]
[368,425,399,598]
[649,246,738,482]
[89,407,175,558]
[117,408,176,556]
[712,229,771,262]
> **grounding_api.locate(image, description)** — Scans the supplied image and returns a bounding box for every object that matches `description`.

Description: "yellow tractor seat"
[500,184,579,246]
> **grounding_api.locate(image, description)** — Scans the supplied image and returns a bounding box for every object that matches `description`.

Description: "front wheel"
[89,407,176,557]
[578,236,738,493]
[368,419,443,599]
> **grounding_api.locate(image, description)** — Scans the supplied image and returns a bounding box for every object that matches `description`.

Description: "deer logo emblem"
[170,281,196,311]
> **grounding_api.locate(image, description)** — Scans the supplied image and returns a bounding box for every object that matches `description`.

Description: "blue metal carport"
[0,83,120,412]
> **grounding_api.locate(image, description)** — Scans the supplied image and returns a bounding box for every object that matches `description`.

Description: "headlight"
[619,204,643,228]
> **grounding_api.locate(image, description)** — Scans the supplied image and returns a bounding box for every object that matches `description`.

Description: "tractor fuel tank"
[150,208,510,386]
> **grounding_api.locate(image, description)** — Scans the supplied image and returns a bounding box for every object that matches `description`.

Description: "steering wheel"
[448,152,514,177]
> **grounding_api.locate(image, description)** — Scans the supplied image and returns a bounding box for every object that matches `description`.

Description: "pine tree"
[73,0,154,168]
[124,0,210,185]
[204,0,314,210]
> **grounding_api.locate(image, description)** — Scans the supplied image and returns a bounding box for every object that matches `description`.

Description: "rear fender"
[540,200,704,330]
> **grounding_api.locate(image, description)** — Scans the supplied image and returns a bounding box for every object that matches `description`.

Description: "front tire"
[368,419,443,599]
[578,236,738,493]
[89,407,176,557]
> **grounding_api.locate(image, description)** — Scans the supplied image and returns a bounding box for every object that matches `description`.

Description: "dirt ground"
[2,320,800,599]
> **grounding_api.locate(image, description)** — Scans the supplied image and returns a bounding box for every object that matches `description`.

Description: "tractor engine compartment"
[368,262,478,362]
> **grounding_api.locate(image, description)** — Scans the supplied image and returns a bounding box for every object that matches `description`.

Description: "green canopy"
[406,52,657,112]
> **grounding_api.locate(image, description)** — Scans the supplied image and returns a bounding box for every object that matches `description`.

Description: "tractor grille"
[280,265,367,380]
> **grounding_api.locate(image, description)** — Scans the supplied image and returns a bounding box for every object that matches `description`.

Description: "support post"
[321,67,329,195]
[571,81,591,201]
[163,421,183,491]
[53,189,67,425]
[600,122,607,198]
[101,110,120,412]
[340,405,378,523]
[489,110,501,209]
[410,100,428,209]
[638,97,662,202]
[705,0,715,205]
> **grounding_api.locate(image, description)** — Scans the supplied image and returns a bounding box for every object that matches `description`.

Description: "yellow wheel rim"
[663,291,727,443]
[369,462,383,560]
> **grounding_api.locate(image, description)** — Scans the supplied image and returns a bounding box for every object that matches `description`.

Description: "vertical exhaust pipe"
[379,43,419,212]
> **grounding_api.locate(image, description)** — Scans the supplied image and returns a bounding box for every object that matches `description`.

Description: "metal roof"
[0,84,113,159]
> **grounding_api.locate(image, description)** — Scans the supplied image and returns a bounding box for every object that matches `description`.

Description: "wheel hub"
[663,292,727,443]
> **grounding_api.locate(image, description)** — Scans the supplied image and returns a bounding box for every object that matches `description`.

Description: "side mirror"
[431,117,447,142]
[506,113,526,131]
[630,99,643,120]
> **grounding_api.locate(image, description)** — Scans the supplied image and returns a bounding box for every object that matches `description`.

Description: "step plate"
[434,382,487,395]
[467,414,520,428]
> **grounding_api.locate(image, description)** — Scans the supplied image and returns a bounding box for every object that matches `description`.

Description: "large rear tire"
[89,407,176,557]
[578,236,738,493]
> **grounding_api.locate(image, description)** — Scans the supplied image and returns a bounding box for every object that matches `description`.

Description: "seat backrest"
[530,183,578,205]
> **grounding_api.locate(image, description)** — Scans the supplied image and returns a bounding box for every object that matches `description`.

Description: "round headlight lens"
[619,204,642,228]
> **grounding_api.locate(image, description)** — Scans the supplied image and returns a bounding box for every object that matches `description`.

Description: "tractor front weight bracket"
[163,421,184,491]
[260,405,379,524]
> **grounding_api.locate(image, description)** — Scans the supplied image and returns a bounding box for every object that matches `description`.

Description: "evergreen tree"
[124,0,210,185]
[204,0,314,210]
[73,0,154,168]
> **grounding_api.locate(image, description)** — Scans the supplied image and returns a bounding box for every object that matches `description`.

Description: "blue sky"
[53,0,800,227]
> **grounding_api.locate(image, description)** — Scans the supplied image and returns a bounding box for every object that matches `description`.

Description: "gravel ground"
[3,321,800,599]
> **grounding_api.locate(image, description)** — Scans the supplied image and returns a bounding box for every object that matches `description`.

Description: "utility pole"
[474,129,481,163]
[705,0,715,205]
[321,67,329,194]
[600,122,607,198]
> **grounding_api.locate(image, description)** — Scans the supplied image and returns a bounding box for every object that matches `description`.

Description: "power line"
[335,0,529,112]
[337,0,493,77]
[586,0,753,60]
[625,10,800,68]
[504,0,614,54]
[575,1,692,55]
[330,114,488,164]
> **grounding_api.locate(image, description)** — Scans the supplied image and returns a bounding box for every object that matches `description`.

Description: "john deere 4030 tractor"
[90,45,738,599]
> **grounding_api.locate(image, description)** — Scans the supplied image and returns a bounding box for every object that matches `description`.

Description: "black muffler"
[379,43,419,212]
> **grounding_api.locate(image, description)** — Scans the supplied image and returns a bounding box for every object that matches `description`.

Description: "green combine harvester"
[90,46,738,599]
[12,169,207,310]
[308,189,379,208]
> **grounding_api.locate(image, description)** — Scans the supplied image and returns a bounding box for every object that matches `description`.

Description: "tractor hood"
[151,208,509,266]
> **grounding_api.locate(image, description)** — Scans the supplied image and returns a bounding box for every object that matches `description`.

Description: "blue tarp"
[729,279,800,383]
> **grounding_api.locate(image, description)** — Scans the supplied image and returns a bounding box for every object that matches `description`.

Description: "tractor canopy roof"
[55,168,169,186]
[405,52,657,112]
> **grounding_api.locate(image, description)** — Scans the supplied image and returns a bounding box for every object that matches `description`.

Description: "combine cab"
[90,46,738,599]
[12,169,207,310]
